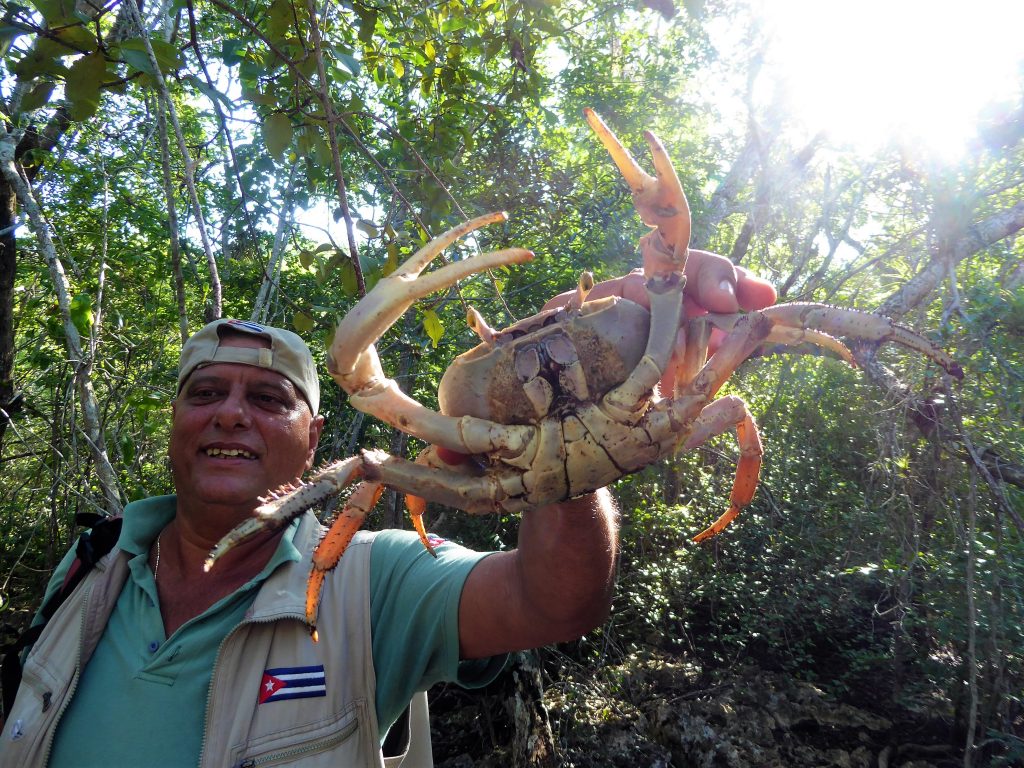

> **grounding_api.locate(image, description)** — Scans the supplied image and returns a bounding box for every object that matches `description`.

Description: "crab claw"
[324,213,538,461]
[328,212,533,394]
[584,108,691,275]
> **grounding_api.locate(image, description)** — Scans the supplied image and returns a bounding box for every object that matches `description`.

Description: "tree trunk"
[0,171,17,450]
[505,651,557,768]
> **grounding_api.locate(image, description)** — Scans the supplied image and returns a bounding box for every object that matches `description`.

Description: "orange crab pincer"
[206,110,962,640]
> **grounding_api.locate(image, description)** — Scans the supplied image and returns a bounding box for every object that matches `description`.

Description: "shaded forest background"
[1,0,1022,765]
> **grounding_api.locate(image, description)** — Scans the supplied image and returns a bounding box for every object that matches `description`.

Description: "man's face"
[169,334,323,513]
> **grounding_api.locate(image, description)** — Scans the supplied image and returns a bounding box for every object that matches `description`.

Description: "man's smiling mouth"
[205,447,257,459]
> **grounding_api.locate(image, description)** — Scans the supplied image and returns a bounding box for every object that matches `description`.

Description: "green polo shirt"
[36,496,503,767]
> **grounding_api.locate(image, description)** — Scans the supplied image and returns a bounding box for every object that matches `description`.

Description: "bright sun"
[751,0,1024,159]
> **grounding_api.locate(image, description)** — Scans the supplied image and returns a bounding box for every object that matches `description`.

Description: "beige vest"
[1,513,432,767]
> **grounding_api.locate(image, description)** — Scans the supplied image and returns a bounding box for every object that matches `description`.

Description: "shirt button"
[148,641,160,653]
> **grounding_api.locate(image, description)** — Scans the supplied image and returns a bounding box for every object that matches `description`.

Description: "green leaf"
[441,16,471,33]
[266,0,293,40]
[241,82,276,106]
[298,249,314,268]
[69,292,93,337]
[296,127,315,154]
[220,39,245,66]
[118,37,182,75]
[310,131,331,165]
[20,81,55,112]
[338,258,357,297]
[53,23,96,50]
[64,51,106,120]
[357,7,378,43]
[292,311,314,333]
[337,52,360,76]
[187,75,235,109]
[13,37,69,81]
[422,309,443,347]
[28,0,76,25]
[263,112,293,159]
[384,242,399,276]
[131,391,165,412]
[343,95,365,115]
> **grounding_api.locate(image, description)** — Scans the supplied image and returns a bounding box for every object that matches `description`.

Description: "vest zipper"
[196,611,304,768]
[234,718,358,767]
[39,581,93,766]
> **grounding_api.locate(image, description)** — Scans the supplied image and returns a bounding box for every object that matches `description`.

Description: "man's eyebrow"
[184,373,230,389]
[184,372,296,395]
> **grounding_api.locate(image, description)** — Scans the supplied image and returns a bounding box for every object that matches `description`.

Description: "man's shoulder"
[370,528,479,562]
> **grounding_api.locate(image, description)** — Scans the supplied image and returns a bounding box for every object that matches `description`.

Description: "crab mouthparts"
[205,447,257,459]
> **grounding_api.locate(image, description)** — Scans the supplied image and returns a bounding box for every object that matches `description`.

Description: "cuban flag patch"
[259,665,327,704]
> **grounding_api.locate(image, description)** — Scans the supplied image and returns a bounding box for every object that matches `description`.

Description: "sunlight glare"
[755,0,1024,158]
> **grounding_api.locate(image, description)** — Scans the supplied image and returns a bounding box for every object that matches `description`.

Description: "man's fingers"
[541,253,778,316]
[687,251,777,313]
[735,265,777,311]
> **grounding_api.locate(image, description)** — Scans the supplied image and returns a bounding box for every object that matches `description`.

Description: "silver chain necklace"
[153,532,162,582]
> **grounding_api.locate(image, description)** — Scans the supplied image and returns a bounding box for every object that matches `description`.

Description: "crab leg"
[354,376,538,458]
[705,313,855,366]
[210,447,547,638]
[759,304,963,378]
[675,313,775,415]
[680,396,764,543]
[603,274,685,420]
[204,455,369,572]
[306,479,385,641]
[672,318,711,396]
[403,448,453,558]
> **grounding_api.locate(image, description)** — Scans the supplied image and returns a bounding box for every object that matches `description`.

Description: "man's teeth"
[206,447,256,459]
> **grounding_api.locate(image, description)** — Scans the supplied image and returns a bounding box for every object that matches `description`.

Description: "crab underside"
[206,110,962,640]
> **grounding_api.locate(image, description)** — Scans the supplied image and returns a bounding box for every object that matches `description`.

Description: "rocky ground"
[429,651,976,767]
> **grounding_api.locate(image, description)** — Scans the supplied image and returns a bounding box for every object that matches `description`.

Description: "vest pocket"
[230,700,368,767]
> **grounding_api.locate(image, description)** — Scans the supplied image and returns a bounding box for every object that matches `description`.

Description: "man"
[1,252,774,766]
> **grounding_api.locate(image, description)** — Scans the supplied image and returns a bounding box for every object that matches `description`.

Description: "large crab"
[206,110,962,639]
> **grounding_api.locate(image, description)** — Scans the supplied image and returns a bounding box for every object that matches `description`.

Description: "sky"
[739,0,1024,160]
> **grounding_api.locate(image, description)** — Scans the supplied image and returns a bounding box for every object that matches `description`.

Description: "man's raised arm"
[458,490,618,659]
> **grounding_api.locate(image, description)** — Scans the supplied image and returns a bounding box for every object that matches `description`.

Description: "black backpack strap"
[1,514,123,719]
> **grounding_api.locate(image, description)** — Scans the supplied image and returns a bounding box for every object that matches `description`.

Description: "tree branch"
[878,200,1024,320]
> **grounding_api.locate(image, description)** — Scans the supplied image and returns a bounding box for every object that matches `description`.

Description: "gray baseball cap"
[177,319,320,415]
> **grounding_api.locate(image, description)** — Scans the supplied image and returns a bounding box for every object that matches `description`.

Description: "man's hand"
[458,490,618,659]
[542,248,777,392]
[542,248,777,323]
[455,250,777,659]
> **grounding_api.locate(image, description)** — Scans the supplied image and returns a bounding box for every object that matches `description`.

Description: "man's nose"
[212,389,252,428]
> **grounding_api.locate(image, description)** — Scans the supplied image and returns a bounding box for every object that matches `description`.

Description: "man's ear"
[306,415,325,470]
